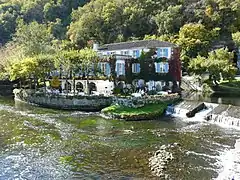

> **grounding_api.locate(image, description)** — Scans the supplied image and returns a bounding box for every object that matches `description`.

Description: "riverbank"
[13,89,113,111]
[211,80,240,95]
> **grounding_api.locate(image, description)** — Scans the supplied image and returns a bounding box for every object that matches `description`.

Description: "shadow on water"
[182,91,240,106]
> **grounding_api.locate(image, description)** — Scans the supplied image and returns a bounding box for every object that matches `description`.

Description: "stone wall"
[113,94,180,108]
[0,80,14,96]
[14,89,113,111]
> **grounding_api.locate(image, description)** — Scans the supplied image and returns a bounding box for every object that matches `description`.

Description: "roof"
[98,39,177,51]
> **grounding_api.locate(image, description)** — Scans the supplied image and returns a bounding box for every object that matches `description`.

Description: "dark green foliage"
[0,0,239,48]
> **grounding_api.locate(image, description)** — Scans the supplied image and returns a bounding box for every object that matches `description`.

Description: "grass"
[102,103,168,120]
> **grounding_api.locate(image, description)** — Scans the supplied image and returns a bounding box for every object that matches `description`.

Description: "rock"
[186,103,207,118]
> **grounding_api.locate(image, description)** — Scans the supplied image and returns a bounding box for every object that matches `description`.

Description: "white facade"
[98,47,172,59]
[59,41,176,94]
[61,80,114,95]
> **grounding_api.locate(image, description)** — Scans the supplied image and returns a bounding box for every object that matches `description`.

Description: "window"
[99,62,110,76]
[124,51,129,55]
[111,51,116,55]
[155,62,169,73]
[133,50,140,58]
[116,63,125,76]
[132,63,140,73]
[157,48,169,58]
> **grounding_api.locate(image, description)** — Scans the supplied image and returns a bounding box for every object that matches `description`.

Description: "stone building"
[61,39,181,94]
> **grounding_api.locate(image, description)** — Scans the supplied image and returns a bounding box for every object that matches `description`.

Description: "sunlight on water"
[0,97,240,179]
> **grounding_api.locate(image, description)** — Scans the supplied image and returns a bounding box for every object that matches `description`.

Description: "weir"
[168,100,240,128]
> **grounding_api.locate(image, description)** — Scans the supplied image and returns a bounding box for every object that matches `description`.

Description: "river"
[0,96,240,179]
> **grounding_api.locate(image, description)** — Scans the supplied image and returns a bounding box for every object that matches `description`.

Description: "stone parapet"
[13,89,113,111]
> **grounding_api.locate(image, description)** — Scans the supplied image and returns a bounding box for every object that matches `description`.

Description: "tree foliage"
[14,21,55,56]
[189,48,237,82]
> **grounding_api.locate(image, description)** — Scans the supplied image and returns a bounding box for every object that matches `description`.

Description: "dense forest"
[1,0,240,81]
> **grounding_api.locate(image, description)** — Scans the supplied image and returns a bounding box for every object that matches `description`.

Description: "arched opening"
[89,82,97,94]
[76,82,84,92]
[64,81,72,92]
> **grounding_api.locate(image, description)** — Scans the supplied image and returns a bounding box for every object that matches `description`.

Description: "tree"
[177,23,220,68]
[14,21,55,56]
[154,5,183,35]
[0,2,21,44]
[78,48,99,94]
[232,31,240,47]
[7,54,55,89]
[189,48,237,84]
[54,48,99,94]
[68,0,124,45]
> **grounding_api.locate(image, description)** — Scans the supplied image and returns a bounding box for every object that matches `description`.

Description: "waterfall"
[168,100,240,128]
[210,114,240,127]
[215,139,240,180]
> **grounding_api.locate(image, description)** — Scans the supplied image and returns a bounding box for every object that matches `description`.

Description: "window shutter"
[164,63,169,73]
[122,63,125,75]
[165,49,169,58]
[97,63,101,73]
[157,48,161,58]
[136,50,140,58]
[106,63,110,76]
[137,63,140,73]
[157,63,160,72]
[116,63,120,76]
[132,64,135,73]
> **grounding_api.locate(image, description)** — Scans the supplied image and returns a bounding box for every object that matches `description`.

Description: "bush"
[113,87,121,94]
[202,83,213,93]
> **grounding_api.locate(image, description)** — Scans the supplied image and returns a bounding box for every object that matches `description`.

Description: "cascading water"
[168,100,240,128]
[167,100,240,179]
[1,96,240,179]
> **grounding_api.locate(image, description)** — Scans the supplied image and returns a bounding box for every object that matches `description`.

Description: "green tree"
[55,48,99,94]
[154,5,183,35]
[68,0,124,45]
[177,23,220,68]
[78,48,99,94]
[232,31,240,47]
[14,21,55,56]
[189,48,237,84]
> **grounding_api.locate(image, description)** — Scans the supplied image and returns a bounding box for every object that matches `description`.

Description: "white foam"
[215,139,240,180]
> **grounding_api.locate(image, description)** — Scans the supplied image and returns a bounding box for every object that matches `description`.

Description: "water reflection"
[0,96,240,179]
[183,92,240,106]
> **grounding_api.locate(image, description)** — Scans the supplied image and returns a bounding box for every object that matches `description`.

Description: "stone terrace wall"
[14,89,113,111]
[114,94,180,108]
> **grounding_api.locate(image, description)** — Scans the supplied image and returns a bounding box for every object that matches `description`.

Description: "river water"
[0,96,240,180]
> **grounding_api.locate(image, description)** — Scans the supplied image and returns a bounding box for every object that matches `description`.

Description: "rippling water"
[0,96,240,179]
